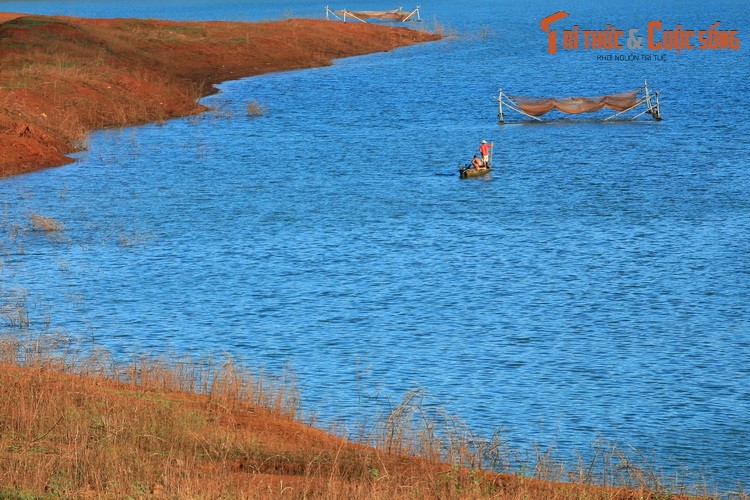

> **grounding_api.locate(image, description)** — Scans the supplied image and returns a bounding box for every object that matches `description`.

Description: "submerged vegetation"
[246,100,267,117]
[30,212,64,232]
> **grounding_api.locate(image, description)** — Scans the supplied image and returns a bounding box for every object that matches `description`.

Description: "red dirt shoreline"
[0,13,440,178]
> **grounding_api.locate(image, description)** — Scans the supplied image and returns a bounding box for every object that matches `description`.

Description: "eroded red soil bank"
[0,14,439,177]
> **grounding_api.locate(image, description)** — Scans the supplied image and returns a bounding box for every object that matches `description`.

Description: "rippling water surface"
[2,0,749,491]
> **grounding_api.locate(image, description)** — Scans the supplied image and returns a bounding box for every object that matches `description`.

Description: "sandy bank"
[0,13,440,178]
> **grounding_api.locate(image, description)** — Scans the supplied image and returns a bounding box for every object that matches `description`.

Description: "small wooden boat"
[459,164,491,178]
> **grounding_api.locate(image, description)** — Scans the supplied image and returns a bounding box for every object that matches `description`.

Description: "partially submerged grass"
[246,99,267,117]
[352,388,722,499]
[0,288,31,329]
[29,212,63,232]
[430,15,458,38]
[478,26,495,40]
[117,228,154,247]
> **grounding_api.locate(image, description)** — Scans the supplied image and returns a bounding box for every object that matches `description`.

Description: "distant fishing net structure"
[510,90,639,116]
[497,81,662,123]
[325,6,421,23]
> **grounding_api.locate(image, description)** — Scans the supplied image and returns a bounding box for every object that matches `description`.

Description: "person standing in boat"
[479,140,493,167]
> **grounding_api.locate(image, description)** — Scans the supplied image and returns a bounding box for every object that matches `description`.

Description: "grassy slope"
[0,360,686,499]
[0,13,439,177]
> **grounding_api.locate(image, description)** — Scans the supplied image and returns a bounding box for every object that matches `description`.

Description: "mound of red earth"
[0,13,439,178]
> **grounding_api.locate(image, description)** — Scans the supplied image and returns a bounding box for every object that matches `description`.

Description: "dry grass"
[29,212,64,232]
[246,100,267,117]
[0,329,720,499]
[0,288,31,328]
[431,15,458,38]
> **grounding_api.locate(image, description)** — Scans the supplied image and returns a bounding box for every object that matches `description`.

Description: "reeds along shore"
[0,13,440,178]
[0,331,718,499]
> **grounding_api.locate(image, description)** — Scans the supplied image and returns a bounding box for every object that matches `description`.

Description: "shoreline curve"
[0,13,440,178]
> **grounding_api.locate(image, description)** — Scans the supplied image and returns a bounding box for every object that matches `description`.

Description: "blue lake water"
[2,0,749,492]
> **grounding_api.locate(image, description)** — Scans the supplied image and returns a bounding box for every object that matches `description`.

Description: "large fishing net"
[333,8,415,21]
[509,90,641,116]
